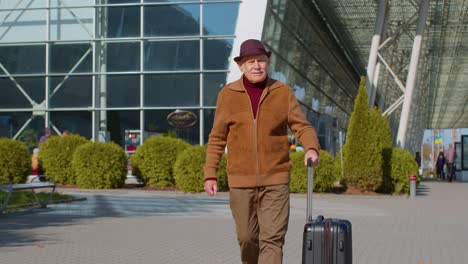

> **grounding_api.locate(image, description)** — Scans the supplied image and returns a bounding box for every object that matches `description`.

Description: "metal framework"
[0,0,239,144]
[314,0,468,152]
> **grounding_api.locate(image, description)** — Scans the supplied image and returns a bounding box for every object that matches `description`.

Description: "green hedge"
[0,138,30,183]
[38,134,88,185]
[173,145,206,193]
[131,136,190,187]
[217,154,229,192]
[290,150,336,193]
[390,148,419,194]
[174,146,229,193]
[72,142,127,189]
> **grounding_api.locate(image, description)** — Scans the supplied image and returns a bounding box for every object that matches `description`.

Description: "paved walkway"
[1,181,467,264]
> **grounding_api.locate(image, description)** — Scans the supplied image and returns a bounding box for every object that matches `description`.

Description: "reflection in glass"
[50,44,92,73]
[203,39,233,70]
[203,3,239,35]
[106,42,140,72]
[0,112,33,139]
[50,76,92,107]
[144,4,200,36]
[0,45,45,74]
[50,8,94,41]
[107,6,140,38]
[0,8,46,42]
[144,74,199,107]
[145,109,200,144]
[106,110,140,146]
[50,111,92,139]
[0,78,32,108]
[204,73,226,106]
[144,41,199,71]
[16,77,46,104]
[107,75,140,107]
[203,109,215,144]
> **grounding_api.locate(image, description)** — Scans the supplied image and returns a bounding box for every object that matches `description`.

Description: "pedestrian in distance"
[204,39,321,264]
[436,151,445,180]
[445,144,455,182]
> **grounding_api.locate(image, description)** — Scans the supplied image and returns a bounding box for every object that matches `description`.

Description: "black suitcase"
[302,159,352,264]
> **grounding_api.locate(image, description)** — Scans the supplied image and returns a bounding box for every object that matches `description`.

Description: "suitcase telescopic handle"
[307,158,314,223]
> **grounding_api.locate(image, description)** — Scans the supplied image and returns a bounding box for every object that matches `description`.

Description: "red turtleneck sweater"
[243,76,267,119]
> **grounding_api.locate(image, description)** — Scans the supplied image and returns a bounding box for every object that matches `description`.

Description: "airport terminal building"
[0,0,382,154]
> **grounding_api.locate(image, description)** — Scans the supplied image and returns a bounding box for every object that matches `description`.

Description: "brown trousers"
[229,184,290,264]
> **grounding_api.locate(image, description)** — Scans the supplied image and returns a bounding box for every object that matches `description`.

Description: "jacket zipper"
[254,90,268,186]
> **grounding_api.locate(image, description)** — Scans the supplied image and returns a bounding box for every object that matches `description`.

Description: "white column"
[397,0,429,148]
[366,0,387,107]
[226,0,268,83]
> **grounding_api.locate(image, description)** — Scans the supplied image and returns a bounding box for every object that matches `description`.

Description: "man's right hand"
[204,180,218,196]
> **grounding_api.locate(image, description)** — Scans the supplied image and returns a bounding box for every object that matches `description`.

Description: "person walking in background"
[204,39,320,264]
[446,144,455,182]
[436,151,446,180]
[38,127,51,147]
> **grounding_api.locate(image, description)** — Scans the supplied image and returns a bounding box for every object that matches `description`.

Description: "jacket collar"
[227,75,283,92]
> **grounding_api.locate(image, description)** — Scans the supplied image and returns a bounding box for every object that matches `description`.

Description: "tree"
[369,108,393,192]
[343,76,375,191]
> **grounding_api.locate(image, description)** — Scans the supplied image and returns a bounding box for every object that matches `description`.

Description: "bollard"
[410,175,417,198]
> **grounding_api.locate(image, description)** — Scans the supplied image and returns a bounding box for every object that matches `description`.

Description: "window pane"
[0,45,45,74]
[107,6,140,38]
[144,74,199,107]
[50,111,92,139]
[144,41,199,71]
[50,76,92,107]
[203,39,233,70]
[144,5,200,36]
[50,8,94,41]
[50,44,92,73]
[16,77,46,105]
[204,73,226,106]
[0,4,46,42]
[144,109,200,145]
[0,112,33,139]
[106,42,140,72]
[144,0,198,2]
[106,75,140,107]
[106,110,140,147]
[203,3,239,35]
[203,109,215,144]
[0,78,32,108]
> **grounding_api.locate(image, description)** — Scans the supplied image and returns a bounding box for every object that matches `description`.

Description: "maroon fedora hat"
[233,39,271,62]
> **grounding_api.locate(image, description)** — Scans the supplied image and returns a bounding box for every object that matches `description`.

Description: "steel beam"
[366,0,387,107]
[396,0,429,148]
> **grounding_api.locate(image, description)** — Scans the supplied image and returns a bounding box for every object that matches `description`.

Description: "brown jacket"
[204,77,320,188]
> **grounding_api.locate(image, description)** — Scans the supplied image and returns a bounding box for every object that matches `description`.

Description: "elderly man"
[204,39,320,264]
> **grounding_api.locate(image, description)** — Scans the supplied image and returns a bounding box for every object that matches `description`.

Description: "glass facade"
[263,0,359,153]
[0,0,240,146]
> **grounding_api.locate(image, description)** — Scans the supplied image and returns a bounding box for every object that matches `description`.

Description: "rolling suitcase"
[302,159,352,264]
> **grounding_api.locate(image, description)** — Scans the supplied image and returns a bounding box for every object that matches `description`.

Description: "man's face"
[237,54,270,83]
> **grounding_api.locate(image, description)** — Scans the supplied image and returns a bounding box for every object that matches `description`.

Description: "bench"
[0,175,56,214]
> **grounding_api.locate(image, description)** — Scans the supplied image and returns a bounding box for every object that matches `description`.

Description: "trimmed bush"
[72,142,127,189]
[344,77,382,192]
[289,150,336,193]
[0,138,30,183]
[174,146,229,193]
[174,145,206,193]
[131,136,190,187]
[390,148,419,194]
[38,134,88,185]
